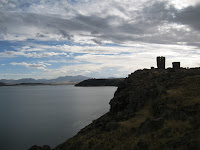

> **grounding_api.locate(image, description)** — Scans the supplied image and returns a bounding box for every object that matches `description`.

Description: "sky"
[0,0,200,79]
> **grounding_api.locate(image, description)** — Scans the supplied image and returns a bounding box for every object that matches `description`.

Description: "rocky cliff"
[29,68,200,150]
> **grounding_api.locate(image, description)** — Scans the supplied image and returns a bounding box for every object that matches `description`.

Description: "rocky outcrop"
[29,68,200,150]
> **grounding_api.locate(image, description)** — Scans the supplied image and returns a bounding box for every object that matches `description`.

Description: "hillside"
[29,68,200,150]
[0,82,7,86]
[75,78,124,87]
[0,75,89,85]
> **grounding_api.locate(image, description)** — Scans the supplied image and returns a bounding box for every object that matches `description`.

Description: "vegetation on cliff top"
[29,68,200,150]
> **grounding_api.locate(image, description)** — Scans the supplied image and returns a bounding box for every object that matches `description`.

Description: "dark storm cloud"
[75,14,112,30]
[174,4,200,30]
[92,39,102,45]
[0,11,92,39]
[142,1,176,22]
[0,1,200,47]
[105,1,200,45]
[59,29,74,41]
[91,30,100,35]
[36,33,46,38]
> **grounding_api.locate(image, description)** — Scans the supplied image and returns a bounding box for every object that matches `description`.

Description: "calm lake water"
[0,85,117,150]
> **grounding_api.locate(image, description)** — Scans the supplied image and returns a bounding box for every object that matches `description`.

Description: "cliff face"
[29,68,200,150]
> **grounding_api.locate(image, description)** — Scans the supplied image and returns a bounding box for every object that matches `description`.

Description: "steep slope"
[29,68,200,150]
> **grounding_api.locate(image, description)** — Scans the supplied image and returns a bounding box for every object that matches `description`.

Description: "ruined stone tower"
[172,62,180,69]
[157,56,165,69]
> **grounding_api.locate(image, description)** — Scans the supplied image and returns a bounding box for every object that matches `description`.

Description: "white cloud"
[169,0,200,9]
[25,52,67,58]
[10,62,51,70]
[0,50,67,58]
[36,43,199,78]
[58,44,137,54]
[0,73,32,76]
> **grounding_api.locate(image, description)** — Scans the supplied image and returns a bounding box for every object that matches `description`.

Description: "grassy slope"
[29,69,200,150]
[56,69,200,150]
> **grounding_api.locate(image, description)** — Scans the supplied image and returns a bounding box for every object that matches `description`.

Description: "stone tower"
[157,56,165,69]
[172,62,180,69]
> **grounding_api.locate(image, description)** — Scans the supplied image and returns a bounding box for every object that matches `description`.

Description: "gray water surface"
[0,85,117,150]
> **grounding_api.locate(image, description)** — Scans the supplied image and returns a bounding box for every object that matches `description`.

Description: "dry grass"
[56,71,200,150]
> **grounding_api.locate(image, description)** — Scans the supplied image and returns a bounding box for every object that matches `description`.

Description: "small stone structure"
[172,62,180,69]
[157,56,165,69]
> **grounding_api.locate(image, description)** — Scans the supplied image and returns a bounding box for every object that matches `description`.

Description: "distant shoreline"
[75,78,124,87]
[0,82,77,86]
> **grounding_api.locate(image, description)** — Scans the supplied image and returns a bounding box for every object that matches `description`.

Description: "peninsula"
[75,78,124,87]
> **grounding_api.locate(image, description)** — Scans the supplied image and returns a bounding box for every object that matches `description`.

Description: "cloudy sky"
[0,0,200,79]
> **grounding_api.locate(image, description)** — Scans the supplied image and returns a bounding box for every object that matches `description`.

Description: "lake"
[0,85,117,150]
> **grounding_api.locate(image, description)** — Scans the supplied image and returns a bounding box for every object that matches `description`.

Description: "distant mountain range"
[0,75,90,85]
